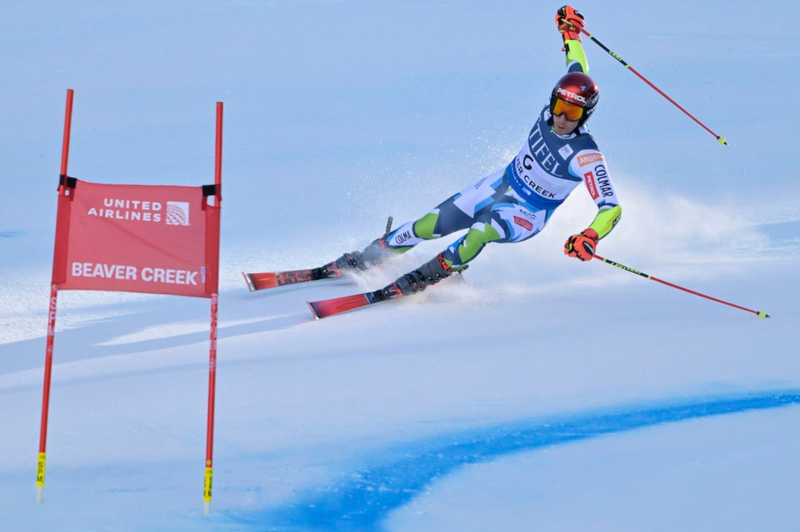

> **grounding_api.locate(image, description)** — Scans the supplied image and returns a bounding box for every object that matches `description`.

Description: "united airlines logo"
[87,198,163,223]
[166,201,190,226]
[86,198,191,226]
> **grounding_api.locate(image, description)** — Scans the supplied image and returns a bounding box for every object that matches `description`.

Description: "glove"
[555,5,585,42]
[564,228,598,261]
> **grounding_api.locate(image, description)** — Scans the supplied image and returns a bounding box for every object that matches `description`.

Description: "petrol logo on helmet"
[557,87,587,103]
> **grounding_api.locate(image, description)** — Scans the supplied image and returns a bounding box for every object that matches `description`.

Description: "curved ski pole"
[593,254,768,318]
[563,20,727,145]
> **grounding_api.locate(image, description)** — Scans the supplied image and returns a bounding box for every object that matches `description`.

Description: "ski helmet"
[549,72,599,128]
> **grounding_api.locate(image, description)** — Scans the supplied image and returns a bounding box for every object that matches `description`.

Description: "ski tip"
[242,272,256,292]
[307,301,321,320]
[757,310,769,319]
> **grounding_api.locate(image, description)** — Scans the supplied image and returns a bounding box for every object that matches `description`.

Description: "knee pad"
[412,212,439,240]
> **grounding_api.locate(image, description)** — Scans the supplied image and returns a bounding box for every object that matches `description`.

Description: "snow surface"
[2,1,800,531]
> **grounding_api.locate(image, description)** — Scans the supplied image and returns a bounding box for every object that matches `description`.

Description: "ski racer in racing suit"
[322,5,622,299]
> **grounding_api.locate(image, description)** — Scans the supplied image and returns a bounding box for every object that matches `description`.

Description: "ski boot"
[312,251,366,280]
[381,253,464,299]
[315,217,395,279]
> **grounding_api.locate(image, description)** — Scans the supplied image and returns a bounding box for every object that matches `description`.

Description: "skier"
[321,5,622,299]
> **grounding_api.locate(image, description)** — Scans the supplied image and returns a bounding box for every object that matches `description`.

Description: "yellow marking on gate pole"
[36,452,47,503]
[203,466,213,514]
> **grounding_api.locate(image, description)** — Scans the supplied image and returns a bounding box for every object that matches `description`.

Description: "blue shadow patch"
[0,231,23,238]
[242,391,800,531]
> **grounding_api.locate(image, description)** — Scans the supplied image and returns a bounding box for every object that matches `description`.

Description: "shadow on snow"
[239,391,800,532]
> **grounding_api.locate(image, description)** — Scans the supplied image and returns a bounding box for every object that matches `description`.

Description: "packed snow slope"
[2,1,800,531]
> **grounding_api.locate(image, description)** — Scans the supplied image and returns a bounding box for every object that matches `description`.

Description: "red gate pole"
[38,88,74,503]
[203,102,223,515]
[204,294,219,515]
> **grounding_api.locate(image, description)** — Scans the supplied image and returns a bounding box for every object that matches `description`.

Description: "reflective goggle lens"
[552,98,584,121]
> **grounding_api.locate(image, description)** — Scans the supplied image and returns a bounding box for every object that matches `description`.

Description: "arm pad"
[587,205,622,240]
[564,39,589,73]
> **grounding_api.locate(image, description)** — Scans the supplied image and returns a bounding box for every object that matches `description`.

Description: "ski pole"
[562,20,728,146]
[593,254,768,318]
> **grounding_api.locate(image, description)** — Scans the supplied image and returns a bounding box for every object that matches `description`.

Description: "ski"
[242,268,339,292]
[306,261,467,319]
[307,285,401,320]
[248,217,396,293]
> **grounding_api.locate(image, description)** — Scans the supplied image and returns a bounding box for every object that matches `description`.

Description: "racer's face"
[552,113,579,136]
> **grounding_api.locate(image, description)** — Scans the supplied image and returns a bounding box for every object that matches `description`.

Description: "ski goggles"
[551,98,585,121]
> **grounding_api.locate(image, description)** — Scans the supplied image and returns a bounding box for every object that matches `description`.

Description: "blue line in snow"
[248,391,800,532]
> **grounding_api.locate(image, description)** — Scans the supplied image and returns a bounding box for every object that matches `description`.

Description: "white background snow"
[2,1,800,531]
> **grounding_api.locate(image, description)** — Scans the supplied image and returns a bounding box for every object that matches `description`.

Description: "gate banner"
[52,179,220,298]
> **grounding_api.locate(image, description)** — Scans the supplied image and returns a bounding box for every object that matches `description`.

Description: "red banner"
[52,180,220,298]
[37,94,225,509]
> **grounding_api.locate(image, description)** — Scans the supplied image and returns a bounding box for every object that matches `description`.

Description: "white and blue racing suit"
[380,39,621,269]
